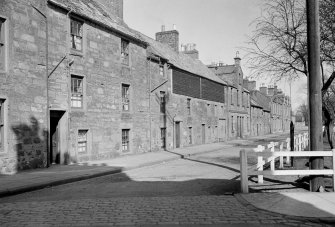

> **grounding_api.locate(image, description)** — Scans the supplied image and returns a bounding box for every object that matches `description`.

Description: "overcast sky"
[123,0,307,111]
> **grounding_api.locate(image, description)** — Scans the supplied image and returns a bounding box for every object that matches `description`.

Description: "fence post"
[333,149,335,192]
[279,143,284,169]
[240,149,249,193]
[254,145,265,184]
[268,142,277,170]
[286,138,291,165]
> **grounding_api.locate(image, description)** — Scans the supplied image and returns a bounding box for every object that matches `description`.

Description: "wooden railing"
[240,149,335,193]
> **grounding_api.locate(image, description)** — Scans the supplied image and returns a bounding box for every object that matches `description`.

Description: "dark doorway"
[50,110,66,164]
[175,122,181,148]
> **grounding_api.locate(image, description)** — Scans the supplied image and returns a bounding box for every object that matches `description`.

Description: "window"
[122,84,130,111]
[231,88,233,105]
[71,75,83,108]
[231,116,234,132]
[0,99,4,151]
[160,128,166,149]
[160,91,166,114]
[121,39,129,65]
[188,127,192,144]
[122,129,130,152]
[159,64,164,76]
[207,104,210,115]
[237,91,239,106]
[214,105,217,116]
[70,18,83,51]
[0,18,6,71]
[78,130,88,153]
[187,98,191,115]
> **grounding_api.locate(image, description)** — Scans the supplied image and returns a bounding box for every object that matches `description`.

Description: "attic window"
[121,39,129,65]
[70,18,83,51]
[159,64,164,76]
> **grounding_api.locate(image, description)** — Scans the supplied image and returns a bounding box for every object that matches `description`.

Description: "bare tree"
[244,0,335,191]
[245,0,335,82]
[297,103,309,126]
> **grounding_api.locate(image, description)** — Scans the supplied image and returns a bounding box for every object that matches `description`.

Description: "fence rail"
[240,132,335,193]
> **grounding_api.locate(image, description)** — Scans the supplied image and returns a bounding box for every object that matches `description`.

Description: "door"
[219,119,226,142]
[175,122,181,148]
[50,110,67,164]
[202,124,206,144]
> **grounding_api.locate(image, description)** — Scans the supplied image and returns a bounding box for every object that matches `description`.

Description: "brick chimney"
[181,43,199,60]
[268,86,275,96]
[260,84,268,95]
[96,0,123,19]
[234,51,241,66]
[156,25,179,52]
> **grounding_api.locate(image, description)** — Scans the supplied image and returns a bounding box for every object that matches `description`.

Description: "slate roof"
[48,0,146,44]
[135,31,227,86]
[250,97,262,108]
[250,90,271,112]
[208,64,236,75]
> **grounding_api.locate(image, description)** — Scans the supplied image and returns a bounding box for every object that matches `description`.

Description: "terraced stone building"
[0,0,290,174]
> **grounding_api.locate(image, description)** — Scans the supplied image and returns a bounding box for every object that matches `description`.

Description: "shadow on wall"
[11,116,48,172]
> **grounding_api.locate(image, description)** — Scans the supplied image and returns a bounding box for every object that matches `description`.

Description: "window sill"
[70,49,84,57]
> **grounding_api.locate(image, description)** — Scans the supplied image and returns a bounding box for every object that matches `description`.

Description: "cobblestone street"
[0,196,327,226]
[1,131,333,226]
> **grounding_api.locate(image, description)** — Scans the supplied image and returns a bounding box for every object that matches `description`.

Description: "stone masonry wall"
[48,4,149,163]
[149,62,228,150]
[0,0,48,174]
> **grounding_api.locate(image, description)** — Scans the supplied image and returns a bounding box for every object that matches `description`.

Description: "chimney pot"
[161,25,165,32]
[173,24,177,30]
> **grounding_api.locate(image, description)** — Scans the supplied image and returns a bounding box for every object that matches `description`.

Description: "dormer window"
[121,39,129,65]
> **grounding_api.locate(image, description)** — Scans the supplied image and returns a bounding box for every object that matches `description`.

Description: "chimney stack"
[260,84,268,95]
[181,43,199,60]
[156,25,179,52]
[234,51,241,66]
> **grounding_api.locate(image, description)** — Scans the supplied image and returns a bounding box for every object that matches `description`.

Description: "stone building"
[0,0,291,174]
[208,57,251,139]
[0,0,48,174]
[138,26,229,151]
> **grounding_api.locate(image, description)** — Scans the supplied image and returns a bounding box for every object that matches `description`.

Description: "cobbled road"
[1,129,330,226]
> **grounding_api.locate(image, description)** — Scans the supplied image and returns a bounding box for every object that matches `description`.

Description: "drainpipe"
[30,3,49,167]
[147,55,152,152]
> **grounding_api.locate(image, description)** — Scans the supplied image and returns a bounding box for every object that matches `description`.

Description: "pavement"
[1,135,335,224]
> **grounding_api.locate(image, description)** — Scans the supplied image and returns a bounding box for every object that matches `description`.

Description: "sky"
[123,0,307,111]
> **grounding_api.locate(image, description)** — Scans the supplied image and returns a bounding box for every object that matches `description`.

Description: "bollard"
[254,145,265,184]
[268,142,278,171]
[286,138,291,165]
[279,143,284,169]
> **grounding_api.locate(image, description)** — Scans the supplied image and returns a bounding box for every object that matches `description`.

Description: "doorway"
[50,110,67,165]
[175,122,181,148]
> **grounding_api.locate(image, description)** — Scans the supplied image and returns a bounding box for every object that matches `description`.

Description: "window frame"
[122,84,130,111]
[187,98,191,115]
[159,64,164,76]
[188,127,192,145]
[0,16,7,72]
[121,39,130,65]
[70,18,84,52]
[160,127,166,149]
[0,98,7,153]
[160,91,166,114]
[77,129,88,153]
[122,129,130,152]
[71,75,84,109]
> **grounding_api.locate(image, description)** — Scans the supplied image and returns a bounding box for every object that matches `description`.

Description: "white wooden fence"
[240,132,335,193]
